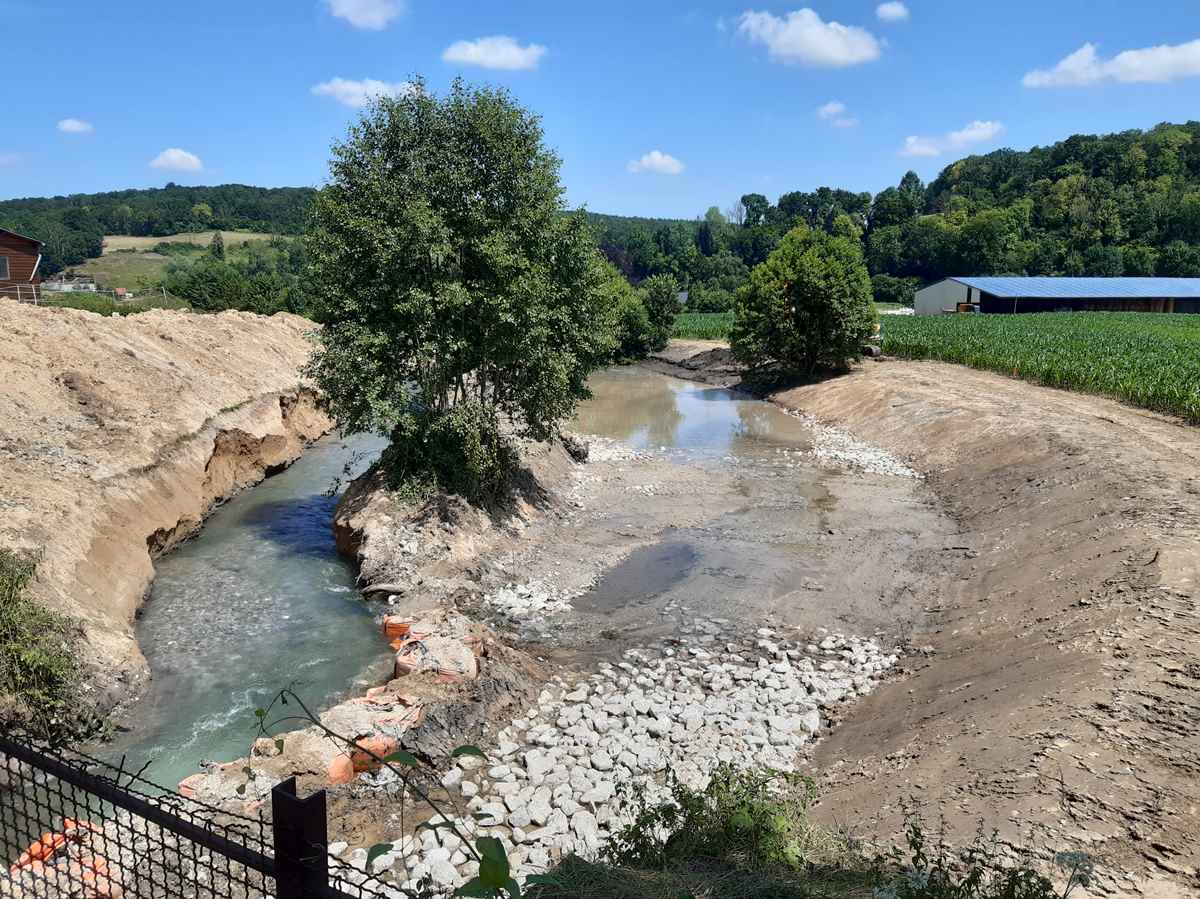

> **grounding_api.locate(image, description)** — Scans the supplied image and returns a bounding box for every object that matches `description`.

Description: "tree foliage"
[589,121,1200,308]
[732,225,876,377]
[305,78,617,501]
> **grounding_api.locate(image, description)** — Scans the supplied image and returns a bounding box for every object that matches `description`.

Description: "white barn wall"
[915,279,969,315]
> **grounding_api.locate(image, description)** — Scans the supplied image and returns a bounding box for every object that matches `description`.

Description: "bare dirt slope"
[0,303,331,714]
[767,359,1200,897]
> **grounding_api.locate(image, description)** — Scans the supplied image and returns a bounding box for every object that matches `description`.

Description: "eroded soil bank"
[659,340,1200,897]
[0,304,334,718]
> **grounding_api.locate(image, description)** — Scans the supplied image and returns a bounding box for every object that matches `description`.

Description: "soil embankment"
[0,303,333,717]
[656,342,1200,896]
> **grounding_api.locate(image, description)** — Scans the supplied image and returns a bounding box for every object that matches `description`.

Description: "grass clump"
[674,311,735,341]
[0,549,80,740]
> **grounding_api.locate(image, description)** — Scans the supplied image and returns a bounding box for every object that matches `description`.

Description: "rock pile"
[337,623,900,895]
[784,410,922,479]
[482,582,580,623]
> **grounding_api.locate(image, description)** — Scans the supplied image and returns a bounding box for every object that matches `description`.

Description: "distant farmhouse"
[0,228,42,302]
[915,277,1200,316]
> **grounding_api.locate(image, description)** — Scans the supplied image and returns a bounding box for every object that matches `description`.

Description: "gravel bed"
[334,622,900,894]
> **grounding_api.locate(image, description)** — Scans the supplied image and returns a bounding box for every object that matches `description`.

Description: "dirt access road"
[658,340,1200,897]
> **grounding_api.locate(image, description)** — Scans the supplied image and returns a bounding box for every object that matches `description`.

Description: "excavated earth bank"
[0,304,333,718]
[660,340,1200,898]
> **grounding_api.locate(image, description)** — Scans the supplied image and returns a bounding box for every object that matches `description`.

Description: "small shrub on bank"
[0,549,80,740]
[605,765,850,874]
[874,814,1093,899]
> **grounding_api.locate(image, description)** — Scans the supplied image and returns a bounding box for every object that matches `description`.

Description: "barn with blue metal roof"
[914,277,1200,315]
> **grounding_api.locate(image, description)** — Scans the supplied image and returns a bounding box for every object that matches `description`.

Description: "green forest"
[590,120,1200,309]
[0,183,315,274]
[4,121,1200,309]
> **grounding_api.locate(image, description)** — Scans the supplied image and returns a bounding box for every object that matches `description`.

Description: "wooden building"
[0,228,43,301]
[915,277,1200,316]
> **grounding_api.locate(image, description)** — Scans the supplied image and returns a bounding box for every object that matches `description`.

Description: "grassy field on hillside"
[881,312,1200,423]
[102,231,277,254]
[674,311,735,340]
[73,252,173,291]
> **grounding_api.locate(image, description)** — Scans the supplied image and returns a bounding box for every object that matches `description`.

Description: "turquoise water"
[109,433,390,791]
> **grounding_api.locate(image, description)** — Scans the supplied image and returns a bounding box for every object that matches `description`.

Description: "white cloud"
[900,120,1004,157]
[876,2,909,22]
[312,77,413,108]
[627,150,685,175]
[1023,40,1200,88]
[57,118,93,134]
[150,148,204,172]
[442,36,547,71]
[947,120,1004,148]
[0,153,19,166]
[899,136,941,157]
[324,0,402,30]
[817,101,858,127]
[736,8,881,68]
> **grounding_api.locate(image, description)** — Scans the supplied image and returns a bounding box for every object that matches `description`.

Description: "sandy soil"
[654,342,1199,896]
[0,303,332,719]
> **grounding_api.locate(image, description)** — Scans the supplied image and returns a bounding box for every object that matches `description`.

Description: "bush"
[613,291,655,360]
[688,281,736,313]
[871,274,920,307]
[732,224,876,377]
[41,294,190,316]
[0,549,80,740]
[605,765,845,874]
[641,273,682,351]
[382,403,519,505]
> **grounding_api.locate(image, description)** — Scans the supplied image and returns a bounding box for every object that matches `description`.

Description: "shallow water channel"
[116,368,818,789]
[110,433,389,790]
[573,367,813,459]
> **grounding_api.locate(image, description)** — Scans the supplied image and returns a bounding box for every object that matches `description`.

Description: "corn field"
[881,312,1200,423]
[673,312,735,340]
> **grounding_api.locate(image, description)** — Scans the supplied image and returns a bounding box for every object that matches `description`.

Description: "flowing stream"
[109,433,390,791]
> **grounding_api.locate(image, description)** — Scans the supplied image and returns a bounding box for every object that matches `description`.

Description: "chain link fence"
[0,734,404,899]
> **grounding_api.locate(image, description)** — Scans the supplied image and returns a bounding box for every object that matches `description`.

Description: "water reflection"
[573,368,812,459]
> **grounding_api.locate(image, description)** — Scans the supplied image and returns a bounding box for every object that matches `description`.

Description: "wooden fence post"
[271,777,331,898]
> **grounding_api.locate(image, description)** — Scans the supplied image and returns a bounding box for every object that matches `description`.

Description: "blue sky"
[4,0,1200,217]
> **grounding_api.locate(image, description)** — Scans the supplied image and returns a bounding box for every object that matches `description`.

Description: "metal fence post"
[271,777,331,899]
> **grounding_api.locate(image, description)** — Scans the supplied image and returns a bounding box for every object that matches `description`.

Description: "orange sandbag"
[62,819,102,838]
[381,616,412,639]
[73,856,122,899]
[395,635,479,681]
[328,753,355,785]
[12,832,68,869]
[177,773,204,799]
[351,735,399,773]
